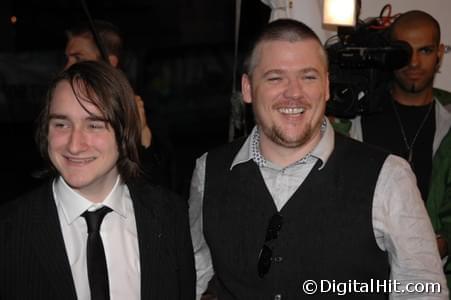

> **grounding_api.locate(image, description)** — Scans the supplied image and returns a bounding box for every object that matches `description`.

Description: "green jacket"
[427,127,451,286]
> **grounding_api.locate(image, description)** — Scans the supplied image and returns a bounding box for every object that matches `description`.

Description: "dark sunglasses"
[257,213,283,278]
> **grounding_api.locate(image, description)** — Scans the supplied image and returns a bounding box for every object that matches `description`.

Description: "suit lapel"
[129,181,163,299]
[29,182,77,299]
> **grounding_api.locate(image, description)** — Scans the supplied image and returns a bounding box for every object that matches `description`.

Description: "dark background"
[0,0,270,201]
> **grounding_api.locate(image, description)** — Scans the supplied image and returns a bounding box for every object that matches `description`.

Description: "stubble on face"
[393,71,434,95]
[253,41,327,151]
[256,105,316,149]
[391,21,441,99]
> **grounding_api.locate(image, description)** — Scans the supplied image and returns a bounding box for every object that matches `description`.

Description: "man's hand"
[135,95,152,148]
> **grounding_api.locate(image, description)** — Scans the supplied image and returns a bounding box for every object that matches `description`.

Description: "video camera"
[325,18,412,118]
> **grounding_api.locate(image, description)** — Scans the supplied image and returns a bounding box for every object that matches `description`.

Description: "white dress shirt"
[189,119,448,299]
[53,176,140,300]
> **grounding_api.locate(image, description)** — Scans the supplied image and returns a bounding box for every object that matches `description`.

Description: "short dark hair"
[244,19,327,76]
[390,10,441,45]
[36,61,141,182]
[66,20,124,63]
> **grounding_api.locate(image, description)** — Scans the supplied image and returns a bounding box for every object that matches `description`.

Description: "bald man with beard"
[335,10,451,291]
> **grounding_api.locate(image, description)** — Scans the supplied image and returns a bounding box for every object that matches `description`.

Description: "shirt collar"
[53,175,129,224]
[231,118,335,170]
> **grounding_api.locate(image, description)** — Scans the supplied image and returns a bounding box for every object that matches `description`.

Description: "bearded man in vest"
[188,19,447,299]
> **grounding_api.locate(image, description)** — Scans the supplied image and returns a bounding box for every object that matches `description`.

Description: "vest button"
[273,256,283,263]
[274,294,282,300]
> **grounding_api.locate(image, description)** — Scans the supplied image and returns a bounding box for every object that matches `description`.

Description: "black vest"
[204,134,390,299]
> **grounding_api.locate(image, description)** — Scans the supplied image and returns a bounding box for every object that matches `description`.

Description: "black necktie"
[82,206,112,300]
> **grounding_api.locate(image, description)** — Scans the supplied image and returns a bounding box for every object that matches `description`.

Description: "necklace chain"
[390,99,434,163]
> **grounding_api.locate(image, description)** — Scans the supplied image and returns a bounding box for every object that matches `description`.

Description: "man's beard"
[259,121,314,149]
[395,74,435,94]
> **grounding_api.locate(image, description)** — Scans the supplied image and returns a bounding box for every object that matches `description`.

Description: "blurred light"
[323,0,356,26]
[10,15,17,25]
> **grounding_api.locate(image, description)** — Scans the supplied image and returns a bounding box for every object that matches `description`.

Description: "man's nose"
[409,51,420,67]
[67,128,88,153]
[284,79,303,99]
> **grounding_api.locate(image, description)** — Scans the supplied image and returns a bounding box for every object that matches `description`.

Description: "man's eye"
[88,122,106,129]
[51,121,69,129]
[420,48,434,54]
[268,77,282,82]
[303,75,318,80]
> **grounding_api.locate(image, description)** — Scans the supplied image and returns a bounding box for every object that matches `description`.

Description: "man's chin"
[272,131,311,149]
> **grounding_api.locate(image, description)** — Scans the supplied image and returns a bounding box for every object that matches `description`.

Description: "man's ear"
[436,43,445,71]
[108,55,119,68]
[325,72,330,102]
[241,74,253,104]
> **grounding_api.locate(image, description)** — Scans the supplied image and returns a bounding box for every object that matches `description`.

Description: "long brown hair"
[35,61,141,182]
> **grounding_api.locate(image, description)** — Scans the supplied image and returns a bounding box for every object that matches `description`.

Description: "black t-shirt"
[361,95,435,201]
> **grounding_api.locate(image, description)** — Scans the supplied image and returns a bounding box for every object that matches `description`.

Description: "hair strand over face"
[35,61,142,182]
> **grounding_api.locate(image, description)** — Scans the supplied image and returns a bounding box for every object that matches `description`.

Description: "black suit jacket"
[0,178,195,300]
